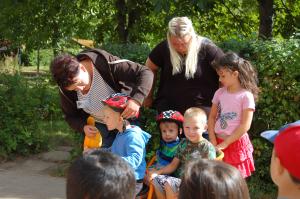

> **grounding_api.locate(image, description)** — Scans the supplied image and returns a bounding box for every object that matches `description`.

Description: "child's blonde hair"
[184,107,207,123]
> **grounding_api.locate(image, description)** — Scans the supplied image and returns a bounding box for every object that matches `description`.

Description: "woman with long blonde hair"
[145,16,224,119]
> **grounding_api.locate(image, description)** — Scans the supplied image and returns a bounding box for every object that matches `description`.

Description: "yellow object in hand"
[83,116,102,149]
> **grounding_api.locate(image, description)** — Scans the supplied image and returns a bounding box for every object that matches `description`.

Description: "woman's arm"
[143,58,159,108]
[109,56,154,105]
[148,158,180,180]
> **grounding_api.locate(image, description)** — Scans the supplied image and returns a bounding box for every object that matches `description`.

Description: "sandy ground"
[0,148,71,199]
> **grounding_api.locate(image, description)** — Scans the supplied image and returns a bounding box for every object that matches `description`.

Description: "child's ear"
[272,150,284,177]
[119,115,124,122]
[179,128,183,135]
[233,70,239,77]
[276,157,285,176]
[80,64,87,72]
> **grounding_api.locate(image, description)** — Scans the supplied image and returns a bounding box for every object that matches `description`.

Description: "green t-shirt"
[175,138,216,176]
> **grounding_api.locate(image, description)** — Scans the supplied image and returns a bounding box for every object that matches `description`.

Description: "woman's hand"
[83,125,98,137]
[143,96,153,108]
[121,99,141,119]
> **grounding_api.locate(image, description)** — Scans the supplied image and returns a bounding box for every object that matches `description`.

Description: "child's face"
[103,106,122,131]
[183,116,207,143]
[217,68,238,88]
[160,122,179,142]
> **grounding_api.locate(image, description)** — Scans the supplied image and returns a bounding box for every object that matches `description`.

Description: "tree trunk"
[116,0,128,43]
[52,22,60,56]
[258,0,274,39]
[37,48,40,74]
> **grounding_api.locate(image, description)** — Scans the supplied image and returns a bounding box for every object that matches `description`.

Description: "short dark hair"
[50,54,80,88]
[66,150,136,199]
[179,159,250,199]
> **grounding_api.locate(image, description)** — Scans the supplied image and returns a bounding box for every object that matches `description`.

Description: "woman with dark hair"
[50,49,153,148]
[179,159,250,199]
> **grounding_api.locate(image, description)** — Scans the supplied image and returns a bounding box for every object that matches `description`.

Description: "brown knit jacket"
[58,48,153,133]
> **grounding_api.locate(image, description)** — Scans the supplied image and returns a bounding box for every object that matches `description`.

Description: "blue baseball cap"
[260,120,300,143]
[260,120,300,178]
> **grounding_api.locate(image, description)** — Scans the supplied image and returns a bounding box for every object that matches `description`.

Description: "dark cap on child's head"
[260,120,300,179]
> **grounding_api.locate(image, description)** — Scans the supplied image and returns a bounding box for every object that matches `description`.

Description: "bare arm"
[143,58,159,108]
[148,157,180,180]
[217,109,254,150]
[208,103,218,146]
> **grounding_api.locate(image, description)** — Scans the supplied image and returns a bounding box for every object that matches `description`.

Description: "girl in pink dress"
[208,52,259,178]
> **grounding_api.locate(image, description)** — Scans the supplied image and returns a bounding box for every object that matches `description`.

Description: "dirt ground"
[0,147,71,199]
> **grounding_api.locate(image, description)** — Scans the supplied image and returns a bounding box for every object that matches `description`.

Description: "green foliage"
[139,108,160,159]
[1,0,299,54]
[0,38,299,197]
[0,73,62,158]
[27,49,54,67]
[101,43,151,63]
[220,38,299,197]
[273,0,300,38]
[221,38,300,131]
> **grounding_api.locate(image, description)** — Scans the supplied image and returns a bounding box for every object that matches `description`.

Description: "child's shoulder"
[198,138,213,146]
[178,138,188,144]
[216,87,226,93]
[242,89,254,97]
[214,87,227,97]
[125,125,151,140]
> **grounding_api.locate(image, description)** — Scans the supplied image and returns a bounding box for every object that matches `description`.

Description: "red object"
[102,93,130,110]
[156,110,184,124]
[274,125,300,179]
[102,93,139,118]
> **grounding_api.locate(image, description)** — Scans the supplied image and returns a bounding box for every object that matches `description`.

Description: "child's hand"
[84,125,98,137]
[148,169,159,181]
[216,141,228,150]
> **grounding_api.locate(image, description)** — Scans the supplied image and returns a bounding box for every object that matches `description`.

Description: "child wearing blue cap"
[261,121,300,199]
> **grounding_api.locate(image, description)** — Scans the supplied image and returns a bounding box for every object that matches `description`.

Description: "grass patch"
[38,120,77,149]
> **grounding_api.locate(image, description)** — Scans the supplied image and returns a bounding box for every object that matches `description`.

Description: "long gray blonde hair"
[167,17,204,79]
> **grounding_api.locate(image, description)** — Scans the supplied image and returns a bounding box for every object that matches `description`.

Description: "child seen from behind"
[261,121,300,199]
[179,158,250,199]
[208,52,259,178]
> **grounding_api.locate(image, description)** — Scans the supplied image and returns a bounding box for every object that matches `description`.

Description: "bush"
[220,38,300,197]
[0,40,298,197]
[0,73,61,158]
[101,43,151,64]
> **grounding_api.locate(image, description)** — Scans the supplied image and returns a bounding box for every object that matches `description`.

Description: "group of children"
[67,52,300,199]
